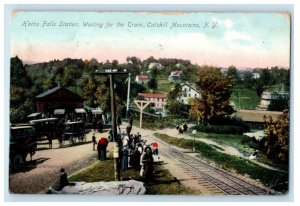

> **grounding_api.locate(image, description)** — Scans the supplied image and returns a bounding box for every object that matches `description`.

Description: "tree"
[165,83,188,116]
[147,77,158,91]
[227,65,240,84]
[263,109,289,163]
[189,66,234,124]
[243,71,255,89]
[260,68,271,86]
[61,64,82,87]
[268,97,289,111]
[10,56,34,122]
[180,64,198,82]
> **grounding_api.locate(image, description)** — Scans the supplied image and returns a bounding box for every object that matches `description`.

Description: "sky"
[10,12,291,69]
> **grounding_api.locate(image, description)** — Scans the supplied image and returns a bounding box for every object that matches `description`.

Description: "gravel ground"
[9,130,108,194]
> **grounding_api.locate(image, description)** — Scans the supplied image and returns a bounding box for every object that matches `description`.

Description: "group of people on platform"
[119,131,159,181]
[92,123,159,181]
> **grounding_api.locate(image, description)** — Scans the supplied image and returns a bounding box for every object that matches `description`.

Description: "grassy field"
[156,78,174,93]
[154,133,288,193]
[231,85,260,110]
[68,155,199,195]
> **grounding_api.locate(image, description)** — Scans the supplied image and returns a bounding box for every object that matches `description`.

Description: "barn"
[36,85,84,114]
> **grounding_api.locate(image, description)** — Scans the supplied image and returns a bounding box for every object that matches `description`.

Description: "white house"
[168,70,182,82]
[148,62,164,70]
[135,75,149,84]
[177,83,201,104]
[252,72,261,79]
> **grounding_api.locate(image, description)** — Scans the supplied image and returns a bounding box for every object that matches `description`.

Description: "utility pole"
[95,69,128,181]
[126,73,131,120]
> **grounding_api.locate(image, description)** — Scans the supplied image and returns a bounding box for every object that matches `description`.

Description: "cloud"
[224,19,233,29]
[224,31,252,41]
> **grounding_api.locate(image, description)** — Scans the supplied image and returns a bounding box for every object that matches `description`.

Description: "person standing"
[121,146,129,171]
[141,146,154,181]
[92,135,96,151]
[48,131,53,149]
[132,147,141,171]
[183,122,188,132]
[97,137,109,160]
[92,119,97,135]
[152,142,158,156]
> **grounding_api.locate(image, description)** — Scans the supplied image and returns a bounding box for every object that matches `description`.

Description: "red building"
[36,86,84,113]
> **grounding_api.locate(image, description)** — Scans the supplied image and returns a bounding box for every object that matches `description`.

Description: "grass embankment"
[69,156,199,195]
[132,117,185,130]
[154,133,288,193]
[195,132,253,156]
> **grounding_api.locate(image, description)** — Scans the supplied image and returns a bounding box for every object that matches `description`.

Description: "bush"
[195,123,249,134]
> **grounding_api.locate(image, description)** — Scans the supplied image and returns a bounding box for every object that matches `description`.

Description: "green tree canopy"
[188,66,234,124]
[263,109,289,163]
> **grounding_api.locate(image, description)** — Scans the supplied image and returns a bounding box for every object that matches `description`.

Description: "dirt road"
[9,130,108,194]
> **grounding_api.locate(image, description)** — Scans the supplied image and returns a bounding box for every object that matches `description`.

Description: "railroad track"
[148,135,271,195]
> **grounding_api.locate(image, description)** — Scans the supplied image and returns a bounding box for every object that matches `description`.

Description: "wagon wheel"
[13,154,25,170]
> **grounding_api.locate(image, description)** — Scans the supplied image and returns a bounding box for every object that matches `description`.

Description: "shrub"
[194,123,249,134]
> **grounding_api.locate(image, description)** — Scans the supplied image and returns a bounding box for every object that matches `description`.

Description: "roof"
[27,112,42,118]
[36,86,84,100]
[75,108,86,114]
[54,109,66,115]
[170,70,182,76]
[29,118,58,124]
[181,83,198,93]
[136,75,149,79]
[243,131,265,141]
[11,126,34,130]
[235,110,283,123]
[92,109,103,114]
[36,86,61,98]
[138,93,167,99]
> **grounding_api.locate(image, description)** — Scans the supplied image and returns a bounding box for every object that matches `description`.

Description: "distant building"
[235,109,283,130]
[252,72,261,79]
[256,91,289,111]
[137,93,167,109]
[177,83,201,104]
[168,70,182,82]
[135,75,150,84]
[175,63,182,68]
[148,62,164,70]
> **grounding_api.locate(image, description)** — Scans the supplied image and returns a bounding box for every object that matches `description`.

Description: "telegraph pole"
[95,69,128,181]
[126,73,131,120]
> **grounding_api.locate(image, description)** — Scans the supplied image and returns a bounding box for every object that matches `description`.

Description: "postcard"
[9,11,290,197]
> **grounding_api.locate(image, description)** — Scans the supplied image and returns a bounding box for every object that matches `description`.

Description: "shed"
[36,86,84,114]
[235,110,283,130]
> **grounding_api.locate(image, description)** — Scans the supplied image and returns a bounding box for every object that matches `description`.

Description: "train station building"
[35,85,84,114]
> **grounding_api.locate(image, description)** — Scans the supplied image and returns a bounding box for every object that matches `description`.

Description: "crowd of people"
[176,122,188,134]
[92,123,159,182]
